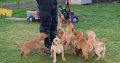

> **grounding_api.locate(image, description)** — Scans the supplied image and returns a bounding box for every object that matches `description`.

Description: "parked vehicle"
[27,10,40,21]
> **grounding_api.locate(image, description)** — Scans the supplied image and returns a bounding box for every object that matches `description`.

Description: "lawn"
[0,0,35,6]
[0,3,120,63]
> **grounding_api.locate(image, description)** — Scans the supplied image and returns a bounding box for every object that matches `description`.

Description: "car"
[27,10,40,22]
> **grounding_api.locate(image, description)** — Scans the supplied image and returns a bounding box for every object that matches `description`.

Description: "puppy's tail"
[15,41,21,47]
[96,38,109,42]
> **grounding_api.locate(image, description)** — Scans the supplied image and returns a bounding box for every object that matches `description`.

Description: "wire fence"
[0,0,67,10]
[0,0,36,9]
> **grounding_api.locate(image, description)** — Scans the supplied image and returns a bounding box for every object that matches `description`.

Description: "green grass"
[0,0,35,6]
[0,3,120,63]
[13,6,38,18]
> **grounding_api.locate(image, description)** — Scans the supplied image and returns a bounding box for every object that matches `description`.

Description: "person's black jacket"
[36,0,58,34]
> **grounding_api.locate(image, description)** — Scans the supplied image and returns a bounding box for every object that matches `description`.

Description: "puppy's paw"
[92,55,96,58]
[53,61,56,63]
[50,55,53,58]
[63,58,66,61]
[84,58,88,61]
[23,56,28,59]
[96,58,100,61]
[100,58,105,61]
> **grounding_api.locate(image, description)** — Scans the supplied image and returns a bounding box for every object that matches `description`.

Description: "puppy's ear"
[58,29,61,31]
[37,33,48,40]
[44,34,48,39]
[52,42,55,45]
[74,32,77,36]
[59,39,62,44]
[72,28,74,32]
[56,35,62,40]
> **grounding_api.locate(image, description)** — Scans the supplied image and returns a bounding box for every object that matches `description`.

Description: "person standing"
[36,0,58,53]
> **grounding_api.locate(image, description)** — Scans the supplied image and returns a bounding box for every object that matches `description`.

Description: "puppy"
[74,31,93,61]
[62,19,74,51]
[87,31,106,60]
[56,28,64,40]
[17,33,48,58]
[58,14,64,28]
[51,37,66,63]
[56,14,65,39]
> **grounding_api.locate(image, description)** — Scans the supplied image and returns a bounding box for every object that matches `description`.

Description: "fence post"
[17,0,20,8]
[5,13,6,18]
[0,14,2,19]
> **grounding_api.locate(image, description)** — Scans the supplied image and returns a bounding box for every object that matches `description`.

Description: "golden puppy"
[17,33,48,58]
[56,28,64,40]
[58,14,64,28]
[87,31,106,60]
[74,31,93,61]
[62,19,74,51]
[51,37,66,63]
[56,14,65,39]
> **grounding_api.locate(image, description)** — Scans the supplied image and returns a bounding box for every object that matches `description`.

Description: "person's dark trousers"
[36,0,58,49]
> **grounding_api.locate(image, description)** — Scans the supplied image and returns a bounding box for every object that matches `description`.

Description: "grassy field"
[0,0,35,6]
[0,3,120,63]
